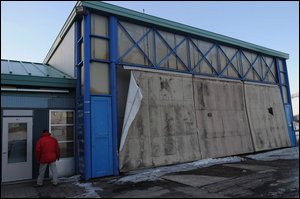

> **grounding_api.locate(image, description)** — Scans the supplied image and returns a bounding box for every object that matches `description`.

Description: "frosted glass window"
[90,62,110,95]
[50,110,75,158]
[81,42,84,62]
[282,86,289,103]
[91,38,109,60]
[81,66,84,96]
[8,123,27,163]
[91,14,108,36]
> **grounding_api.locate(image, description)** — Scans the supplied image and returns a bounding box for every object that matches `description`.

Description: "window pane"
[81,42,84,62]
[90,62,110,95]
[91,38,109,60]
[59,142,74,158]
[81,65,84,96]
[282,86,289,103]
[51,126,74,141]
[280,73,286,85]
[8,123,27,163]
[51,111,74,124]
[91,14,108,36]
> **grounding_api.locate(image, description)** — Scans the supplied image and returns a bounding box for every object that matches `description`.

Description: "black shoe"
[34,184,43,187]
[52,183,58,187]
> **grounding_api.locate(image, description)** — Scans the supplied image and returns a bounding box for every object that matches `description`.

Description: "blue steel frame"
[116,18,296,146]
[117,21,280,85]
[109,15,119,176]
[74,19,81,175]
[75,10,296,180]
[276,58,296,146]
[76,11,120,180]
[83,12,92,180]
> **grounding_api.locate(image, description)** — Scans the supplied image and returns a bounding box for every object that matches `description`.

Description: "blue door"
[91,97,113,177]
[284,105,296,147]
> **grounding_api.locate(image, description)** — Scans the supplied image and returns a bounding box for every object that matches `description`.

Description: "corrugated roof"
[44,1,289,64]
[1,59,76,88]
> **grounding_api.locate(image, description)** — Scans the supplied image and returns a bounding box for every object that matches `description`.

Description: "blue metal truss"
[261,56,276,82]
[240,51,262,81]
[118,22,154,66]
[189,40,218,75]
[116,20,281,86]
[154,29,189,71]
[217,46,241,78]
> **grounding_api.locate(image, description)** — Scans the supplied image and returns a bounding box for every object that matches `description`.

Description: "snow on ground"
[57,175,102,198]
[246,146,299,161]
[115,156,244,184]
[73,182,103,198]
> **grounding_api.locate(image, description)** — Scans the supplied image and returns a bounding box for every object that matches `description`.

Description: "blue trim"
[90,58,111,64]
[275,58,284,103]
[153,29,157,67]
[90,34,110,40]
[83,12,92,180]
[187,37,192,72]
[75,19,81,176]
[109,15,119,176]
[282,60,296,146]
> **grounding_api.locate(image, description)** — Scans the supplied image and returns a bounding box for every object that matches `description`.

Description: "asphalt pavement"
[1,146,299,198]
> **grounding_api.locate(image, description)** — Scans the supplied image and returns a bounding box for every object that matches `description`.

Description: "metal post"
[283,60,296,146]
[74,19,81,175]
[83,12,92,180]
[109,15,119,176]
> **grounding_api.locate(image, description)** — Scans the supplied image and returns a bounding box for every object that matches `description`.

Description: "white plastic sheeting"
[119,72,143,152]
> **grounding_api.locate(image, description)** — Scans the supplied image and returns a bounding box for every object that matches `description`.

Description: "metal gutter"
[82,1,289,59]
[1,74,76,88]
[44,1,289,65]
[1,88,70,93]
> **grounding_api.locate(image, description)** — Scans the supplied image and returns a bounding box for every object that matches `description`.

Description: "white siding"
[48,23,75,77]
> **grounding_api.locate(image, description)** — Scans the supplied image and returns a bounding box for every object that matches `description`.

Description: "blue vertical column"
[74,19,80,175]
[283,60,296,146]
[109,15,119,176]
[83,12,92,180]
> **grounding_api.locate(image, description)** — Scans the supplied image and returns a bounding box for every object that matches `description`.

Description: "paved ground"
[1,146,299,198]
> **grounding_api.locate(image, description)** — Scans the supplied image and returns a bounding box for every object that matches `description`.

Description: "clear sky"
[1,1,299,94]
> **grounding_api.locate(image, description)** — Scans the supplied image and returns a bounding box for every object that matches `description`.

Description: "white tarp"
[119,72,143,152]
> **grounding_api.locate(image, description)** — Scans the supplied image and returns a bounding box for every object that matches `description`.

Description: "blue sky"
[1,1,299,94]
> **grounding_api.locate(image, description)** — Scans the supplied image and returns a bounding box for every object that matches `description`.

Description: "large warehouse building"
[1,1,297,183]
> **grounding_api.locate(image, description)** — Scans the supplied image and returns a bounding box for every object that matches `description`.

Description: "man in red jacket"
[36,129,60,187]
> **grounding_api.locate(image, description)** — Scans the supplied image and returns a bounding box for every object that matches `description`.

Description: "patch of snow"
[58,175,81,183]
[73,182,103,198]
[116,156,244,184]
[246,147,299,161]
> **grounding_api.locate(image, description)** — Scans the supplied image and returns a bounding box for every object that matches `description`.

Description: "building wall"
[73,11,294,177]
[1,91,76,182]
[292,95,299,116]
[119,70,290,172]
[48,23,75,77]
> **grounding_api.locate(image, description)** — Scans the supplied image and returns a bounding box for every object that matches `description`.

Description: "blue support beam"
[83,12,92,180]
[74,19,81,176]
[283,60,296,146]
[109,15,119,176]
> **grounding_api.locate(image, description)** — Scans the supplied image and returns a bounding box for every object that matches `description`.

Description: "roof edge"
[44,1,289,62]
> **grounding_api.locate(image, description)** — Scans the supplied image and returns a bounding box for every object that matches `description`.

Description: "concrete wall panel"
[119,70,290,172]
[244,83,290,151]
[193,79,254,159]
[119,71,201,172]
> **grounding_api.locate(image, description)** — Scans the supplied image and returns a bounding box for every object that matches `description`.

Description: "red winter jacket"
[36,132,60,163]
